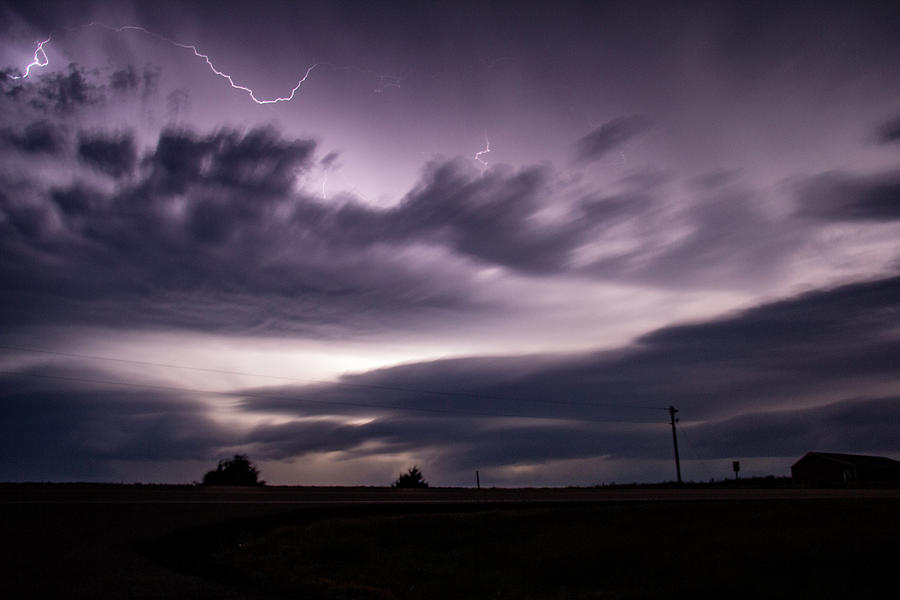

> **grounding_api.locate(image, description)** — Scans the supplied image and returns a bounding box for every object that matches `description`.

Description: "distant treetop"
[202,454,265,486]
[393,465,429,488]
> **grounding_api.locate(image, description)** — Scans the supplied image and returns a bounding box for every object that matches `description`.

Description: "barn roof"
[794,452,900,469]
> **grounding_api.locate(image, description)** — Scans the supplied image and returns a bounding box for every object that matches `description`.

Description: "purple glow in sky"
[1,0,899,486]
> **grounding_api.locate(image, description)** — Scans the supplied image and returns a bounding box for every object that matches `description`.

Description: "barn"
[791,452,900,486]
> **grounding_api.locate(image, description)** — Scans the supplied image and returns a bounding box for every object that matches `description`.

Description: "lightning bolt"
[475,135,491,166]
[7,23,324,104]
[9,36,51,79]
[95,24,323,105]
[8,22,426,107]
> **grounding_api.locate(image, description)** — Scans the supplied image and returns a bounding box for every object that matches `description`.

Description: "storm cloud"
[0,120,670,336]
[0,365,235,481]
[797,171,900,222]
[574,116,651,163]
[77,130,137,178]
[2,272,896,482]
[227,274,900,472]
[0,125,488,336]
[25,64,105,112]
[1,119,67,154]
[3,111,900,342]
[875,114,900,145]
[2,1,900,485]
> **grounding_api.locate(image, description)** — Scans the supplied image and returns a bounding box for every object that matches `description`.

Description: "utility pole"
[668,405,682,484]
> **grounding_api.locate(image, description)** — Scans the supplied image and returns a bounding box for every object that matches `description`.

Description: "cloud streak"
[574,116,651,163]
[875,114,900,145]
[797,171,900,222]
[0,365,236,481]
[222,274,900,476]
[2,111,899,343]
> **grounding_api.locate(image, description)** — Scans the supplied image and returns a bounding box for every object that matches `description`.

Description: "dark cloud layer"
[230,274,900,469]
[145,126,316,196]
[28,64,105,112]
[379,160,593,274]
[2,112,899,340]
[2,273,896,481]
[688,396,900,459]
[875,114,900,145]
[77,130,137,178]
[0,124,489,336]
[109,64,159,99]
[0,119,661,336]
[2,61,159,114]
[0,366,234,481]
[1,120,67,154]
[798,171,900,221]
[574,116,650,163]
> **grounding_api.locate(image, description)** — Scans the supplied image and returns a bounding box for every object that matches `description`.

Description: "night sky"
[1,0,899,485]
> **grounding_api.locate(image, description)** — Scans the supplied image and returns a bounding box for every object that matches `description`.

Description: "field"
[155,499,898,599]
[3,485,898,599]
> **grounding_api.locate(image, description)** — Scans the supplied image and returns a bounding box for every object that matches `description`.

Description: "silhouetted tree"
[393,465,429,488]
[202,454,265,486]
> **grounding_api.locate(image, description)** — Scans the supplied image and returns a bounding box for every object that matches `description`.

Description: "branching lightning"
[9,36,51,79]
[475,135,491,166]
[8,23,324,104]
[94,24,323,104]
[9,22,412,106]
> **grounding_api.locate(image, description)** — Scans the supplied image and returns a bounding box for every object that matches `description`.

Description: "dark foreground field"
[3,485,899,599]
[153,500,898,600]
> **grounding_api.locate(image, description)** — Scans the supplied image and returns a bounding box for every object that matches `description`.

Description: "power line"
[0,369,666,425]
[0,344,669,412]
